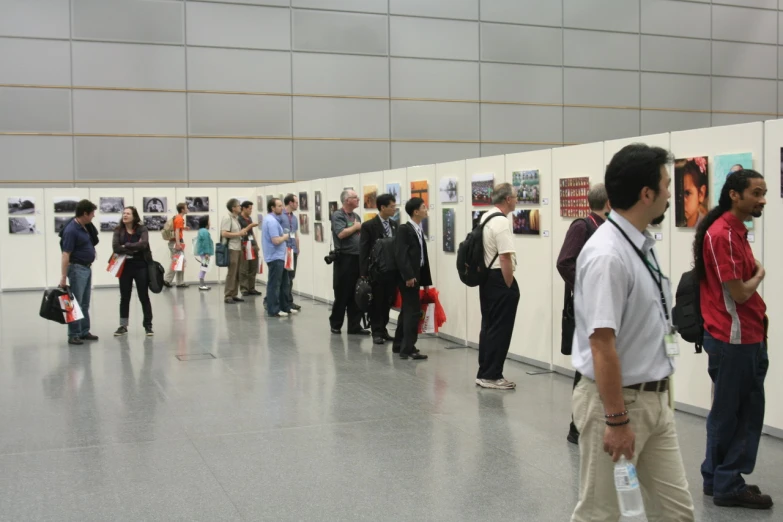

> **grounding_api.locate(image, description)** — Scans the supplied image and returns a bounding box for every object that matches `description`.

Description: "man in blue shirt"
[262,198,295,318]
[280,194,301,311]
[60,199,98,345]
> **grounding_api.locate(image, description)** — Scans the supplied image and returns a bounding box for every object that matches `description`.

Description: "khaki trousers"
[224,249,241,299]
[571,378,694,522]
[239,248,259,293]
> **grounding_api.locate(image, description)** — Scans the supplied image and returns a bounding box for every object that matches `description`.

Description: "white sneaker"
[288,309,299,314]
[476,378,516,390]
[199,285,211,291]
[274,312,289,317]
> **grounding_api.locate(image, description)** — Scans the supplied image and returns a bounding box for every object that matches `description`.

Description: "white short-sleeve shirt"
[571,211,674,387]
[480,208,516,270]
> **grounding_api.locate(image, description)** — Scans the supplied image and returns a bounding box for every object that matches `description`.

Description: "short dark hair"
[198,214,210,230]
[241,200,253,210]
[75,199,97,217]
[176,202,187,213]
[284,193,296,206]
[605,143,673,211]
[226,198,240,212]
[405,197,425,217]
[267,198,280,213]
[376,193,395,211]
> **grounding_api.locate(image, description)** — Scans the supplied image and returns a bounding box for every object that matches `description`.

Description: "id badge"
[665,328,680,357]
[290,231,296,239]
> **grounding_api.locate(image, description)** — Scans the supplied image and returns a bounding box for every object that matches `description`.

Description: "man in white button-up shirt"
[570,144,694,522]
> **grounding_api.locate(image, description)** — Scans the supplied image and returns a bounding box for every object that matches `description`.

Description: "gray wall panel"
[293,10,387,55]
[641,35,711,74]
[641,72,711,111]
[713,5,777,44]
[75,137,187,180]
[0,38,71,85]
[0,88,71,133]
[72,42,185,89]
[188,138,293,181]
[202,0,289,6]
[390,0,478,20]
[641,110,712,134]
[391,59,478,100]
[294,140,390,179]
[391,101,479,140]
[712,41,777,79]
[481,143,554,157]
[564,108,641,143]
[187,48,291,92]
[712,77,777,113]
[294,53,389,96]
[391,17,478,60]
[293,97,389,138]
[189,94,291,136]
[641,0,711,39]
[391,142,479,169]
[0,136,73,181]
[564,0,639,33]
[72,0,183,44]
[292,0,387,13]
[0,0,70,39]
[564,30,639,70]
[480,0,562,27]
[481,105,563,143]
[72,90,186,134]
[564,68,640,106]
[711,113,768,125]
[480,63,562,103]
[187,2,290,50]
[715,0,775,7]
[481,23,562,65]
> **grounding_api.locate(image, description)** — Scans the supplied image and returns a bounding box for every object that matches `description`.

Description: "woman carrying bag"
[112,206,154,336]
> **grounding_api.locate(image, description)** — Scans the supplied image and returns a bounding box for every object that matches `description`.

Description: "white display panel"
[293,181,314,299]
[323,176,345,301]
[133,187,177,286]
[88,187,134,288]
[1,188,47,290]
[254,188,268,284]
[42,188,90,289]
[309,178,328,301]
[505,149,553,366]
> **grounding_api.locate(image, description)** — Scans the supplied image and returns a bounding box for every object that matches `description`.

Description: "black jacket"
[395,222,432,287]
[359,215,398,277]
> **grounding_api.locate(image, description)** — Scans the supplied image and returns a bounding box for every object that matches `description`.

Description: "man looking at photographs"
[263,198,295,318]
[238,201,261,297]
[329,189,368,335]
[359,193,398,345]
[164,202,188,288]
[281,194,301,311]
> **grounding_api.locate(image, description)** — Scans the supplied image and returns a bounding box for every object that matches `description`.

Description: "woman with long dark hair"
[112,206,154,336]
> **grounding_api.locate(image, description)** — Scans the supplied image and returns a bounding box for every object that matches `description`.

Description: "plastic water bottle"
[614,457,644,516]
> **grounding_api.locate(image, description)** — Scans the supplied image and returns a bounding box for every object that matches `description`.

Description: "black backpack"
[369,236,397,282]
[456,213,506,287]
[672,268,703,353]
[355,278,373,313]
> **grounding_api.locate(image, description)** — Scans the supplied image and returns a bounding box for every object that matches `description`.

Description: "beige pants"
[571,378,694,522]
[240,248,259,293]
[164,241,184,285]
[224,249,241,299]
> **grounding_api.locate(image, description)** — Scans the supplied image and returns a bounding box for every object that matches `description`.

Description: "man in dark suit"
[393,197,431,360]
[359,193,399,345]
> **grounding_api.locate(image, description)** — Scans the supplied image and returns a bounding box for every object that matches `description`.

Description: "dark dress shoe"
[331,328,341,334]
[392,346,401,353]
[81,333,99,341]
[381,332,394,341]
[291,303,302,310]
[705,484,762,497]
[714,488,773,509]
[400,352,427,360]
[250,289,262,295]
[373,337,385,345]
[232,297,245,302]
[68,337,84,345]
[567,423,580,445]
[348,329,371,336]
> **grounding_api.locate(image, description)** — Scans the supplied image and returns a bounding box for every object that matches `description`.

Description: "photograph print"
[385,183,401,201]
[391,207,400,222]
[99,197,124,213]
[54,217,71,234]
[410,180,429,237]
[471,173,494,205]
[363,185,377,209]
[185,197,209,212]
[442,208,455,253]
[299,192,308,211]
[559,177,590,218]
[512,209,541,235]
[513,170,540,205]
[328,201,338,220]
[314,222,324,243]
[8,217,36,235]
[299,214,309,235]
[186,215,202,230]
[439,177,458,203]
[714,152,754,229]
[53,198,78,214]
[100,216,119,232]
[674,157,709,228]
[143,197,167,214]
[144,215,167,231]
[257,214,264,226]
[8,197,35,215]
[472,210,486,230]
[363,212,376,223]
[315,191,322,221]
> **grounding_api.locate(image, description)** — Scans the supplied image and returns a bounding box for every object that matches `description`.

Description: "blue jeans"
[67,264,92,339]
[701,331,768,497]
[266,260,291,316]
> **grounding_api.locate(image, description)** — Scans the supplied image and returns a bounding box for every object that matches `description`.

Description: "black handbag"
[147,261,165,294]
[215,241,229,267]
[40,287,70,324]
[560,287,576,356]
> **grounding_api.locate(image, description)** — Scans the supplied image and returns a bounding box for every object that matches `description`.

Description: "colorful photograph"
[7,197,35,215]
[386,183,401,201]
[674,157,709,228]
[142,197,167,214]
[512,209,541,235]
[559,177,590,218]
[714,152,754,229]
[410,180,429,206]
[363,212,377,223]
[53,198,78,214]
[439,177,458,203]
[363,185,377,209]
[299,192,308,211]
[54,217,70,234]
[299,214,309,234]
[8,217,36,235]
[442,208,455,253]
[314,222,324,243]
[390,208,400,222]
[472,210,486,230]
[315,191,322,221]
[471,173,494,205]
[99,197,124,213]
[328,201,338,220]
[144,215,167,231]
[513,170,540,205]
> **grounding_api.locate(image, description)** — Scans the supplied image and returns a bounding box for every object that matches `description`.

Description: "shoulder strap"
[481,212,506,268]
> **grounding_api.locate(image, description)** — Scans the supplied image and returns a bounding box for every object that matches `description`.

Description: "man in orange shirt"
[164,202,188,288]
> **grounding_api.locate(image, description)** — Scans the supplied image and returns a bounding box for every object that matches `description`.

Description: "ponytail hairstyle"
[692,169,763,280]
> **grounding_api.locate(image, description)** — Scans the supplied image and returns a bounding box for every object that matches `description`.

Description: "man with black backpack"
[359,193,398,345]
[556,183,610,444]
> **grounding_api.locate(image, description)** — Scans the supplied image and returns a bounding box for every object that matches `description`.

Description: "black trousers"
[393,283,420,355]
[370,277,396,337]
[119,259,153,328]
[477,270,520,380]
[329,254,361,331]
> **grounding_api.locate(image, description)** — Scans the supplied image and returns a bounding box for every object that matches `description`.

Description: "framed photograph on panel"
[143,197,167,214]
[7,197,35,215]
[674,157,709,228]
[559,177,590,218]
[299,192,308,211]
[471,174,494,205]
[442,208,455,253]
[512,209,540,235]
[314,222,324,243]
[185,197,210,212]
[8,217,36,234]
[363,186,377,209]
[439,177,458,203]
[512,170,540,205]
[53,197,78,214]
[99,197,124,213]
[385,183,401,201]
[315,191,322,221]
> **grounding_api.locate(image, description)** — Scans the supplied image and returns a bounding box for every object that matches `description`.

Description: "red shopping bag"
[284,247,294,271]
[243,241,256,261]
[106,253,126,278]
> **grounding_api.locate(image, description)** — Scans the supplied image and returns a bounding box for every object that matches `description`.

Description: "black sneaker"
[163,281,173,288]
[68,337,83,345]
[291,303,302,311]
[114,326,128,336]
[81,333,99,341]
[706,485,762,497]
[714,488,773,509]
[145,327,154,337]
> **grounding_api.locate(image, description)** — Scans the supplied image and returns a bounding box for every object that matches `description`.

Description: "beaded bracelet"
[606,418,631,427]
[604,410,628,419]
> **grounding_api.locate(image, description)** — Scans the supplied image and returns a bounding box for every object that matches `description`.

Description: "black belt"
[70,260,92,268]
[624,378,669,393]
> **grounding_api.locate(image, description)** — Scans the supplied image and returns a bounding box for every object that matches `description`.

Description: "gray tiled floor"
[1,287,781,521]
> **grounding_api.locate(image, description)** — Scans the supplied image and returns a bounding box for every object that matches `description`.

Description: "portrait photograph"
[363,185,377,209]
[471,174,494,206]
[8,197,35,215]
[439,177,458,203]
[185,197,209,212]
[674,157,709,228]
[8,217,36,235]
[314,222,324,243]
[99,197,124,214]
[299,214,309,234]
[512,209,541,235]
[513,170,540,205]
[328,201,338,220]
[142,197,167,214]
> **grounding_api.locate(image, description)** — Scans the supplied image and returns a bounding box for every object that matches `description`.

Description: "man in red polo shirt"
[693,169,770,509]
